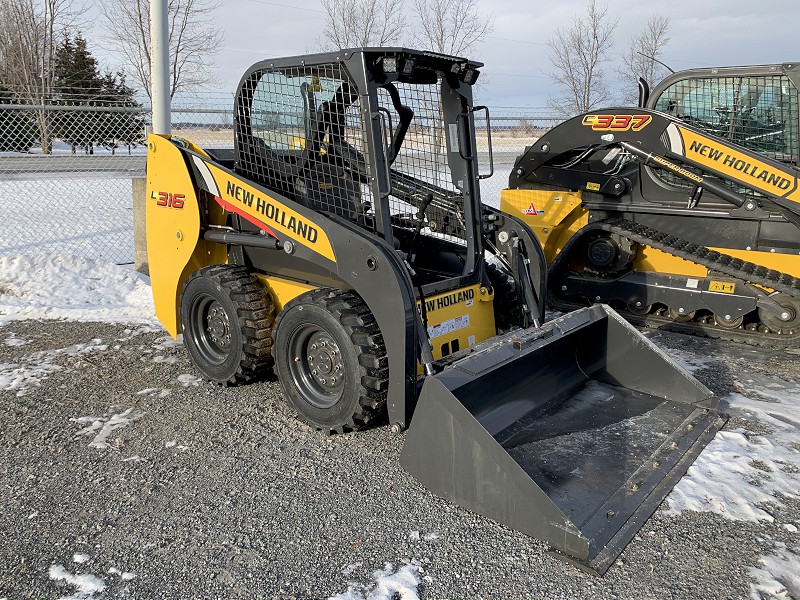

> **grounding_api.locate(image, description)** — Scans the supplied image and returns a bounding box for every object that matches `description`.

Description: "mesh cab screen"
[378,82,468,243]
[654,74,799,164]
[235,64,374,223]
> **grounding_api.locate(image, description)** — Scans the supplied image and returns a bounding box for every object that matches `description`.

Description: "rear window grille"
[654,74,799,166]
[235,64,375,225]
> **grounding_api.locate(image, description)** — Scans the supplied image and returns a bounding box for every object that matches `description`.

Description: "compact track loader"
[146,48,722,573]
[503,62,800,346]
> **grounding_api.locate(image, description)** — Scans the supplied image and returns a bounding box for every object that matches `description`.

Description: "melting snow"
[749,545,800,600]
[665,384,800,521]
[72,408,145,449]
[177,373,202,387]
[4,334,29,346]
[72,553,90,564]
[108,566,137,581]
[0,339,111,396]
[329,563,421,600]
[48,564,106,599]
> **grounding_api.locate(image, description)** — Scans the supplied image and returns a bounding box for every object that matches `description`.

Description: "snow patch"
[72,408,145,449]
[665,379,800,522]
[177,373,202,387]
[749,546,800,600]
[408,530,438,542]
[0,254,156,325]
[108,566,137,580]
[152,355,180,364]
[121,455,147,462]
[0,339,110,396]
[48,564,106,599]
[329,563,421,600]
[4,334,29,346]
[72,553,90,564]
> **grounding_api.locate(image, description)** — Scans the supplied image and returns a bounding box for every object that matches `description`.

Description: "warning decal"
[427,314,470,340]
[709,281,736,294]
[522,203,543,215]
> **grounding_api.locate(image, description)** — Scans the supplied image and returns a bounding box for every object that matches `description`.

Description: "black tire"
[273,288,388,433]
[486,261,522,332]
[180,265,275,385]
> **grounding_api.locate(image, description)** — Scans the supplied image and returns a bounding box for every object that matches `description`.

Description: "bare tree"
[547,0,619,117]
[0,0,77,153]
[411,0,494,56]
[100,0,221,99]
[320,0,405,49]
[615,15,672,105]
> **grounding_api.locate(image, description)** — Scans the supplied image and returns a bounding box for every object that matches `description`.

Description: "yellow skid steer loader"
[146,48,723,573]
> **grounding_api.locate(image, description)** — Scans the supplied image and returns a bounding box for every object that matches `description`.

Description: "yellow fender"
[145,134,226,337]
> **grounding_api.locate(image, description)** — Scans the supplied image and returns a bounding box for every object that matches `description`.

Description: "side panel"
[145,134,226,337]
[500,188,588,263]
[421,284,495,360]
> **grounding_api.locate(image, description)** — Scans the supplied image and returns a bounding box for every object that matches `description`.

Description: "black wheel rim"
[189,293,232,365]
[288,324,345,409]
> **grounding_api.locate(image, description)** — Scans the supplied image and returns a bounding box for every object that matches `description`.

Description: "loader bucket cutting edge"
[400,304,724,574]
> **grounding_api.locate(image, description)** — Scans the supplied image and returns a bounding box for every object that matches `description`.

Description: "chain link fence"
[0,95,560,264]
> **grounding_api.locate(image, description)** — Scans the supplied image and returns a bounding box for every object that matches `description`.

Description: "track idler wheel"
[668,308,696,322]
[714,313,744,329]
[627,302,652,316]
[759,293,800,335]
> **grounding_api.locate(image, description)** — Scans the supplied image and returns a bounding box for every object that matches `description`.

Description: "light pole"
[150,0,171,134]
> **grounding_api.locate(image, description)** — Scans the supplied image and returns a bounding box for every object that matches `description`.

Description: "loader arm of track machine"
[147,50,724,576]
[510,108,800,225]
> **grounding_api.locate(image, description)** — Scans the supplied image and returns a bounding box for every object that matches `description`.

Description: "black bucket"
[401,304,723,574]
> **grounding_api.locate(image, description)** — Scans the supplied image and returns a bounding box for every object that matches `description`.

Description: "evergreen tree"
[50,31,145,155]
[54,31,103,153]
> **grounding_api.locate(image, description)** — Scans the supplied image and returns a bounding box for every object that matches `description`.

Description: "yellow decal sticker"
[206,164,335,262]
[679,127,799,199]
[709,281,736,294]
[582,114,652,132]
[586,182,601,191]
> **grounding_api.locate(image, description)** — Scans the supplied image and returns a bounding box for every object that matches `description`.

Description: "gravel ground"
[1,319,798,599]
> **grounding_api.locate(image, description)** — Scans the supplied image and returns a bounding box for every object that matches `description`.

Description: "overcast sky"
[92,0,800,110]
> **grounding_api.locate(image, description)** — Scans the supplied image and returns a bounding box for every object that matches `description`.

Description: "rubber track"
[549,218,800,347]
